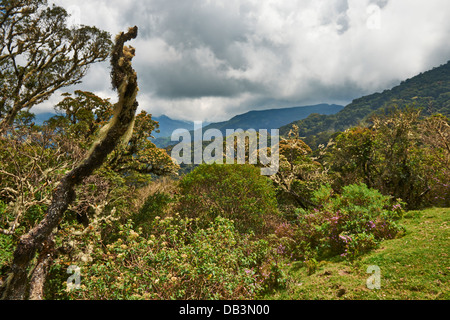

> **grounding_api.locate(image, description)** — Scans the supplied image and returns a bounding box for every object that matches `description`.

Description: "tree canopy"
[280,60,450,148]
[0,0,112,132]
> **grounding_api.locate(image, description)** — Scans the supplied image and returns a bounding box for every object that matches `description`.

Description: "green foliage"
[280,60,450,149]
[132,192,174,236]
[177,163,280,235]
[291,183,405,262]
[48,216,284,300]
[327,127,374,187]
[327,109,450,209]
[0,201,14,271]
[0,90,178,298]
[22,204,48,230]
[272,130,332,214]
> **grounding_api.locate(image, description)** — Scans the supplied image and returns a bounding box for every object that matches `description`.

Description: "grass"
[267,207,450,300]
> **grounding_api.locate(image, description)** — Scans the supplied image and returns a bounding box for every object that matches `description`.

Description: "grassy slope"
[267,207,449,300]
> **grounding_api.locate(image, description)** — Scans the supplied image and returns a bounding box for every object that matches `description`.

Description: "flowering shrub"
[291,183,405,261]
[47,215,284,300]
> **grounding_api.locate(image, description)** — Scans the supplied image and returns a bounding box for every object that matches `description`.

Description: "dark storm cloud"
[39,0,450,122]
[146,57,264,99]
[131,0,260,100]
[146,1,249,50]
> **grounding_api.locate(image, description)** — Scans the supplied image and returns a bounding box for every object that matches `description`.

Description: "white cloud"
[34,0,450,122]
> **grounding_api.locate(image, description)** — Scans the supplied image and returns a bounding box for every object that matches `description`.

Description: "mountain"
[280,60,450,148]
[200,104,344,134]
[33,112,56,125]
[153,104,344,148]
[151,115,213,148]
[152,115,195,138]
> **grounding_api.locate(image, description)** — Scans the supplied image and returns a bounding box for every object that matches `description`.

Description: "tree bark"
[28,234,56,300]
[0,26,139,300]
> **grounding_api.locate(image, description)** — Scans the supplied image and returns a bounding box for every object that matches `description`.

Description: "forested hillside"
[154,104,343,148]
[280,61,450,148]
[200,104,344,135]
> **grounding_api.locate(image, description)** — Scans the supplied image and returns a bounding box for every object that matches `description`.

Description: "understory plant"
[291,183,405,262]
[46,215,285,300]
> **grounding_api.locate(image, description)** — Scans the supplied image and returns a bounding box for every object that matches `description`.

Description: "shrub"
[292,183,405,261]
[47,215,284,300]
[177,163,280,235]
[0,201,14,273]
[272,130,331,215]
[131,192,174,236]
[327,109,450,209]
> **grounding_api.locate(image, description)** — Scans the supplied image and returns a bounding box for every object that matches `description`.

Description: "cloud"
[37,0,450,122]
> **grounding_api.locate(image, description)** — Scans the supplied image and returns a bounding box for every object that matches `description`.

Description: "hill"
[154,104,344,148]
[267,207,450,300]
[152,115,203,138]
[201,103,344,135]
[280,60,450,148]
[32,112,56,125]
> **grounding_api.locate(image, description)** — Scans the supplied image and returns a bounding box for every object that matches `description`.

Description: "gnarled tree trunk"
[0,26,139,300]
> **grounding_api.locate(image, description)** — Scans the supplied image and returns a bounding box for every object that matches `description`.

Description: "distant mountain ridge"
[31,104,344,148]
[200,104,344,134]
[280,60,450,148]
[153,104,344,147]
[152,115,196,138]
[34,112,57,125]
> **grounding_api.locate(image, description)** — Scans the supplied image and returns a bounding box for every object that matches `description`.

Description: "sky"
[32,0,450,122]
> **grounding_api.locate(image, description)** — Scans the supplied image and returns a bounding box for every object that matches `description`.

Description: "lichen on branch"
[1,26,139,300]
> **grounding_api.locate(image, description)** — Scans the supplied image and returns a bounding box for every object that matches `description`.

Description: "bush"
[0,201,14,274]
[131,192,174,236]
[292,183,405,261]
[48,215,284,300]
[177,163,280,235]
[327,110,450,209]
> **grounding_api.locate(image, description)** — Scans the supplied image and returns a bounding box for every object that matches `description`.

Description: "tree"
[327,127,375,189]
[0,26,139,300]
[46,90,179,180]
[327,108,450,208]
[47,90,114,145]
[418,114,450,207]
[106,110,180,180]
[271,125,331,212]
[0,0,112,132]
